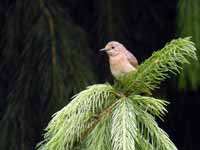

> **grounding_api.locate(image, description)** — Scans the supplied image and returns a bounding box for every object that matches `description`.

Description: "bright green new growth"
[37,37,197,150]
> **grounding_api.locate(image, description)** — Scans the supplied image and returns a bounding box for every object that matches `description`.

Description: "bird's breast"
[109,54,136,77]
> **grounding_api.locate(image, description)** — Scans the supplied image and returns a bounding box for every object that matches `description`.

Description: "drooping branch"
[38,0,57,66]
[0,1,97,150]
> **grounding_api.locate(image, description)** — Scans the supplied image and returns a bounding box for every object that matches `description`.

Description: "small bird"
[100,41,138,78]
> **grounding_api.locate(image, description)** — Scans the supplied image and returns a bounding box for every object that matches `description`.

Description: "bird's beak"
[99,48,110,52]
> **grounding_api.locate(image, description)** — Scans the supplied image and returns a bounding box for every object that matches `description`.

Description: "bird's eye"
[111,46,114,49]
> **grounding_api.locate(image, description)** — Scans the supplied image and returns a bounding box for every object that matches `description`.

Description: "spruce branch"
[130,95,168,119]
[134,107,177,150]
[135,133,155,150]
[120,37,197,94]
[83,113,112,150]
[111,98,137,150]
[0,0,97,149]
[37,84,116,150]
[37,37,197,150]
[79,96,120,143]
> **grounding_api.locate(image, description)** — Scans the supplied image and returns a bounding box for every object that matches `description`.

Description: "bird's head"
[100,41,125,56]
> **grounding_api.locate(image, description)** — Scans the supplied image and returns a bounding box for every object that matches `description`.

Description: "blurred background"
[0,0,199,149]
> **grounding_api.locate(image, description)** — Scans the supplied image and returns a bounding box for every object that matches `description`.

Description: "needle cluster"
[37,37,197,150]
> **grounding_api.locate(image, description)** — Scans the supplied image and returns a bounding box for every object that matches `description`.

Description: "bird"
[100,41,138,78]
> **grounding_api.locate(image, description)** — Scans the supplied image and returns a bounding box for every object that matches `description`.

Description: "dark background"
[0,0,199,150]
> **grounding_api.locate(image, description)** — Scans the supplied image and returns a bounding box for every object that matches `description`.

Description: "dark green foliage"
[177,0,200,90]
[0,0,198,149]
[0,0,95,149]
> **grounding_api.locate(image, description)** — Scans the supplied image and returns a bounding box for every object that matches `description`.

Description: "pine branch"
[111,98,137,150]
[120,37,197,94]
[83,113,112,150]
[135,133,155,150]
[130,95,168,119]
[37,37,196,150]
[134,107,177,150]
[37,84,116,150]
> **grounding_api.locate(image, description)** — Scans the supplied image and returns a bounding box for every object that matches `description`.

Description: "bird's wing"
[124,49,138,67]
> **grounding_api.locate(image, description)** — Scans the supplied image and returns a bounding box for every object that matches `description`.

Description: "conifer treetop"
[37,37,197,150]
